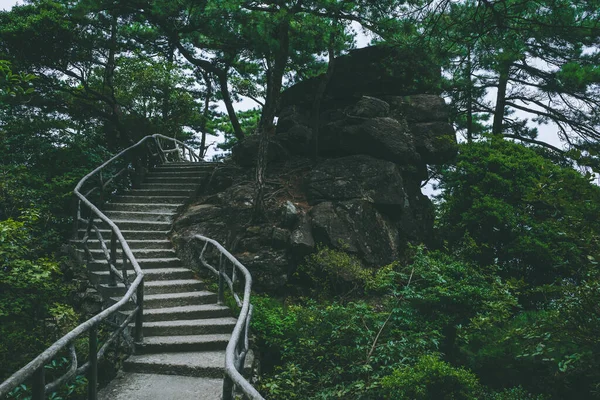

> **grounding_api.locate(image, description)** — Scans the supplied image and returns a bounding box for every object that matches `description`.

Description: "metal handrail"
[0,134,200,399]
[194,234,264,400]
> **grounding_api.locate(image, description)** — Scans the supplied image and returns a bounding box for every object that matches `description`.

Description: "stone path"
[84,162,234,400]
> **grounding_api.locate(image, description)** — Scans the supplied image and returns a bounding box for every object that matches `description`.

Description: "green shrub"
[380,355,482,400]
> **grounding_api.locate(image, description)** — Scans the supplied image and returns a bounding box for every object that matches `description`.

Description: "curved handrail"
[0,134,201,399]
[193,234,264,400]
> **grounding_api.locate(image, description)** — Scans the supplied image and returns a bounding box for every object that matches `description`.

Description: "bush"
[380,355,482,400]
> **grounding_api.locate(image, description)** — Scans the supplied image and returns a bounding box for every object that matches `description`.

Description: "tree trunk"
[103,13,126,149]
[311,30,336,160]
[162,41,175,135]
[466,45,474,142]
[492,60,510,137]
[253,18,292,220]
[200,71,212,158]
[216,71,244,141]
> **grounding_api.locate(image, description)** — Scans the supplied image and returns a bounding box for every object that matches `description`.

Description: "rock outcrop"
[172,45,456,292]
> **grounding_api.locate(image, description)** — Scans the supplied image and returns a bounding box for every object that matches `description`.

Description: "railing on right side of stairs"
[193,235,265,400]
[0,134,200,400]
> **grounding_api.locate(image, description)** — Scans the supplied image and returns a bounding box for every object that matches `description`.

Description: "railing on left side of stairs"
[193,235,265,400]
[0,134,200,400]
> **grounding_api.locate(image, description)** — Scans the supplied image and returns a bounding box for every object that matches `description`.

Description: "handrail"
[0,134,200,400]
[193,234,264,400]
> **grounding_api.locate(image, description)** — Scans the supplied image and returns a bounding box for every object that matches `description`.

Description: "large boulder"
[306,155,405,209]
[385,95,449,123]
[320,117,421,165]
[310,200,400,266]
[279,45,441,110]
[410,122,458,165]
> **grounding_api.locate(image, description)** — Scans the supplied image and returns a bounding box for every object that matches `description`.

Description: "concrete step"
[144,177,203,184]
[124,351,225,378]
[98,372,222,400]
[146,171,209,178]
[88,248,177,259]
[111,195,188,204]
[124,290,217,310]
[152,165,215,173]
[103,211,176,222]
[84,239,173,250]
[103,203,181,212]
[139,183,200,190]
[79,229,169,243]
[95,219,172,231]
[135,334,230,354]
[90,268,194,284]
[136,317,236,337]
[128,189,196,197]
[88,258,181,271]
[78,229,170,241]
[138,304,231,322]
[102,279,205,297]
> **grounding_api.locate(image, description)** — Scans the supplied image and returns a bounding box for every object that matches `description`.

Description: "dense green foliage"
[252,141,600,399]
[1,0,600,398]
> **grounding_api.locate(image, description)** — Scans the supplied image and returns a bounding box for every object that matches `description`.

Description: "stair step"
[111,195,188,204]
[116,291,217,310]
[84,240,172,250]
[90,268,194,284]
[146,171,209,178]
[152,165,215,172]
[139,183,200,190]
[95,219,172,231]
[137,317,236,336]
[144,177,203,184]
[103,211,176,222]
[88,258,181,271]
[124,351,225,378]
[88,248,177,259]
[98,372,223,400]
[138,304,231,322]
[128,189,197,197]
[135,334,231,354]
[78,230,170,241]
[102,280,205,296]
[103,203,181,212]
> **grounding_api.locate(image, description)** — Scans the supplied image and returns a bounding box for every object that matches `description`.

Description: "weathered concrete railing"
[194,235,264,400]
[0,134,200,400]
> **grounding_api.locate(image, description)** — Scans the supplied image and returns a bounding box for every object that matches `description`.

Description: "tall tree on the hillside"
[419,0,600,153]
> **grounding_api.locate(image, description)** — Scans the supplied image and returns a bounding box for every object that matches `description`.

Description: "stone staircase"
[83,163,236,400]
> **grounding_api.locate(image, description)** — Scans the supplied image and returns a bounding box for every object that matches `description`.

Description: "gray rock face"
[347,96,390,118]
[310,201,400,265]
[385,95,449,123]
[307,155,405,208]
[173,46,457,292]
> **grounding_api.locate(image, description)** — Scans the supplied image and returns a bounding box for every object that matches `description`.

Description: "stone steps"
[90,162,243,397]
[135,334,231,354]
[123,351,226,378]
[101,279,205,296]
[88,258,182,271]
[88,248,176,259]
[84,239,173,249]
[103,211,177,222]
[114,291,218,310]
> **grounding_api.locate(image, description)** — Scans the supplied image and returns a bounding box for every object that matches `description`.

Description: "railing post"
[31,365,45,400]
[135,278,144,342]
[218,254,225,305]
[72,196,80,240]
[122,251,128,282]
[88,326,98,400]
[109,231,117,287]
[222,375,234,400]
